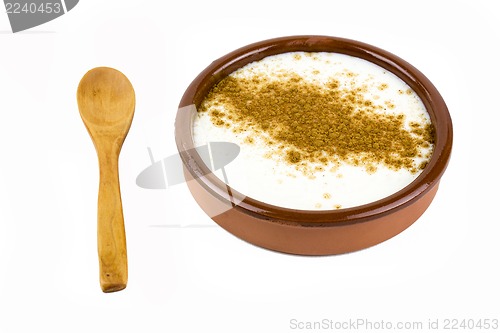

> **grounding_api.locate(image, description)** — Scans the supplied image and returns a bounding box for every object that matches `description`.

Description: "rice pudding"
[192,51,434,210]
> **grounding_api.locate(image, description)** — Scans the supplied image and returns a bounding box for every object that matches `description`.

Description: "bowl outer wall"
[175,35,452,254]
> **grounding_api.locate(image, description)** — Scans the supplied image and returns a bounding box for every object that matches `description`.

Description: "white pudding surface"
[192,52,433,210]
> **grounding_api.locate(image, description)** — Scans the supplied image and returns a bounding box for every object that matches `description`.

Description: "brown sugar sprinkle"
[199,71,435,174]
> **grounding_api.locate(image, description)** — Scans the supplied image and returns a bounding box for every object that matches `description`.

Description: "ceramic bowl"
[175,35,452,255]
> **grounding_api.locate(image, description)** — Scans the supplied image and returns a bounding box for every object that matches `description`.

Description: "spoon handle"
[97,150,128,292]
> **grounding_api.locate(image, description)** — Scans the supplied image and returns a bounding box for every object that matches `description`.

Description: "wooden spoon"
[77,67,135,292]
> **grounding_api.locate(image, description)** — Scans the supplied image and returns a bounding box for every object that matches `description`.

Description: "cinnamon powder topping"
[199,58,434,175]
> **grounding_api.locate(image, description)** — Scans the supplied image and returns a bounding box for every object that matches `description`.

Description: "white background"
[0,1,498,332]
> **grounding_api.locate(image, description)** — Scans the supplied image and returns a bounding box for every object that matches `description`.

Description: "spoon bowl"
[77,67,135,292]
[78,68,135,139]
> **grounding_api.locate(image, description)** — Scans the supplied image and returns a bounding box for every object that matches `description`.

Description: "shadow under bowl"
[175,35,453,255]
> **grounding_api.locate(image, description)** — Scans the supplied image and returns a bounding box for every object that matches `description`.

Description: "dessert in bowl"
[175,36,452,255]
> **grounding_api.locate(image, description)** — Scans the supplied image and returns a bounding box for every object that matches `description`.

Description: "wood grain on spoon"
[77,67,135,293]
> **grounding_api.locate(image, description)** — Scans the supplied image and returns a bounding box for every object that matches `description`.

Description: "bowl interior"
[176,35,452,225]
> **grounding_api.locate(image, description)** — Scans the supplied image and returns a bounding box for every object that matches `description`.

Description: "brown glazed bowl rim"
[176,35,453,226]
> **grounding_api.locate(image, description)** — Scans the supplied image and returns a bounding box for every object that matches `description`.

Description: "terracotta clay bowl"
[175,35,453,255]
